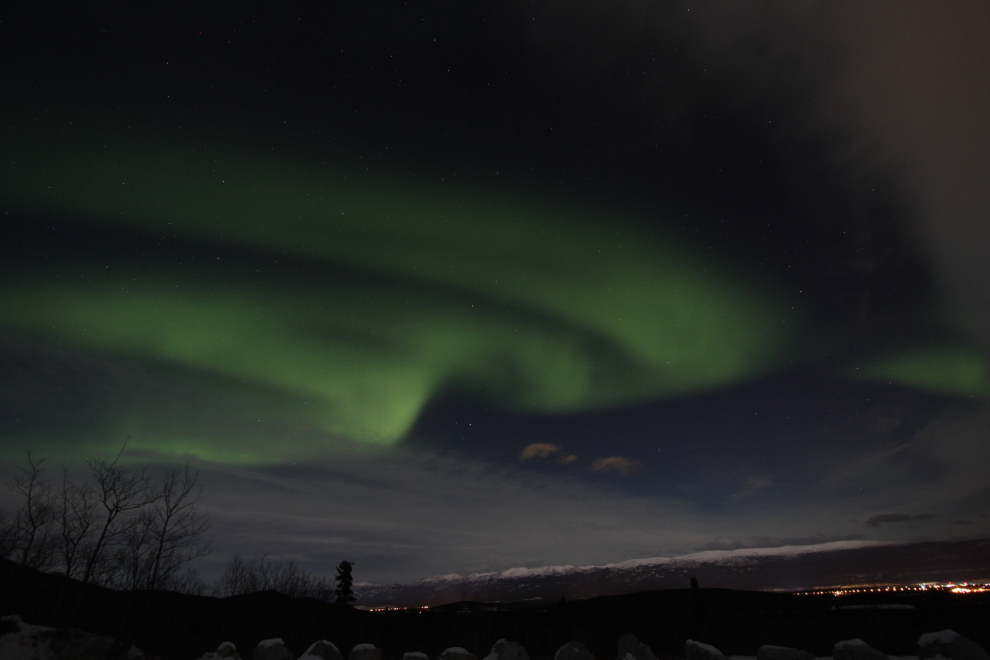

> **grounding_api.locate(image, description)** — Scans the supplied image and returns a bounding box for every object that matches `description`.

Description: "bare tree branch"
[8,451,56,570]
[81,440,152,584]
[0,511,17,560]
[55,464,98,579]
[145,463,211,589]
[4,444,216,595]
[212,554,335,601]
[111,507,157,589]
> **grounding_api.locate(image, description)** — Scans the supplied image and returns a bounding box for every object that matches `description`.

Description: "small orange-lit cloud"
[558,454,578,465]
[519,443,561,460]
[590,456,641,474]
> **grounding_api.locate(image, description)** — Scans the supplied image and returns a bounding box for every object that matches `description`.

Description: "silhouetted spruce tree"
[334,560,355,607]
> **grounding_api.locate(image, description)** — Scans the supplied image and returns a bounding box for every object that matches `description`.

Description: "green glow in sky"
[3,273,683,443]
[2,124,986,452]
[0,126,800,444]
[849,347,990,398]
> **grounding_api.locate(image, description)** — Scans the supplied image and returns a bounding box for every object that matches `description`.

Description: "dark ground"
[2,559,988,660]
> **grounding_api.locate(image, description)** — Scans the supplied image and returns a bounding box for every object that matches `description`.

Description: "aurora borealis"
[2,1,989,583]
[1,122,806,447]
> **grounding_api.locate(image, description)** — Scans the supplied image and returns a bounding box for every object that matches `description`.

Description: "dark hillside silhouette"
[3,558,990,660]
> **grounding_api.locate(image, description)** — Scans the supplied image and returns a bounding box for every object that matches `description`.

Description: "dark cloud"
[865,513,937,528]
[518,0,990,357]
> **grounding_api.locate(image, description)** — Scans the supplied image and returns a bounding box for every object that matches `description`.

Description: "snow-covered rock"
[253,639,292,660]
[440,648,477,660]
[350,643,381,660]
[196,641,242,660]
[484,640,529,660]
[403,653,429,660]
[758,646,814,660]
[555,641,596,660]
[218,642,241,659]
[920,631,961,646]
[685,640,727,660]
[300,641,344,660]
[0,615,53,637]
[617,635,658,660]
[833,639,887,660]
[918,630,988,660]
[0,614,153,660]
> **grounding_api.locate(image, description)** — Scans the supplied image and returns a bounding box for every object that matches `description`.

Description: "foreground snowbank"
[1,615,986,660]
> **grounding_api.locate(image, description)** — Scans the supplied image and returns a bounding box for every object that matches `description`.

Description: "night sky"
[2,2,989,584]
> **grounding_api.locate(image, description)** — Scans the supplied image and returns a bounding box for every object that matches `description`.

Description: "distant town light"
[793,581,990,596]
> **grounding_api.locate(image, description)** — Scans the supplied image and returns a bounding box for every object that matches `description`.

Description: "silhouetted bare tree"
[81,442,152,584]
[0,511,15,559]
[213,553,335,601]
[2,443,213,592]
[8,452,56,570]
[214,553,252,597]
[145,464,211,590]
[55,465,98,580]
[111,507,157,590]
[169,566,211,596]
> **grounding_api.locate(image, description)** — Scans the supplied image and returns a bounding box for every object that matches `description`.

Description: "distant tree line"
[212,553,337,601]
[0,445,351,604]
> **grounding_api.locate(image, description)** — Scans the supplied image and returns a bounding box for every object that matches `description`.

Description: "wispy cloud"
[518,443,577,466]
[590,456,641,474]
[186,446,709,582]
[731,475,775,499]
[518,443,561,460]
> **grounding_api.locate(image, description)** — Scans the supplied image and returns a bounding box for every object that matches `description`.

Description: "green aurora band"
[1,124,987,453]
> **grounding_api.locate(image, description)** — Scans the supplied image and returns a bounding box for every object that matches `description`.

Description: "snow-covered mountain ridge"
[354,539,990,607]
[403,540,887,584]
